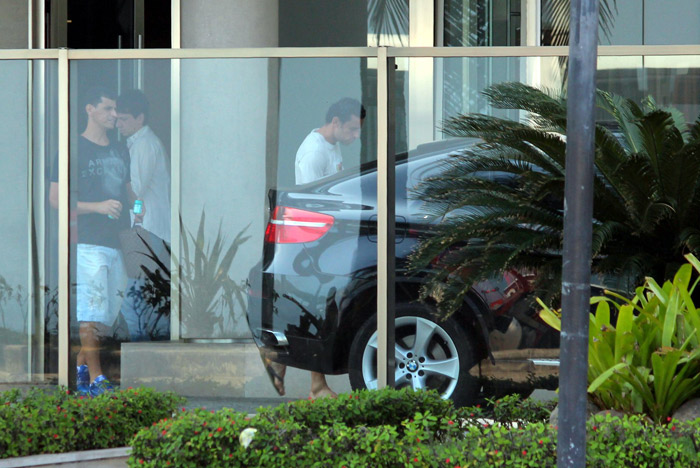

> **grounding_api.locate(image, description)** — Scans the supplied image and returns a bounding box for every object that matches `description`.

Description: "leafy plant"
[179,212,249,337]
[483,393,557,427]
[0,386,184,458]
[137,211,250,338]
[539,254,700,422]
[410,83,700,317]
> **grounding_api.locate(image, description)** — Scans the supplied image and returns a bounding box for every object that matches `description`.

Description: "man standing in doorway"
[50,86,141,396]
[117,89,171,341]
[267,97,365,399]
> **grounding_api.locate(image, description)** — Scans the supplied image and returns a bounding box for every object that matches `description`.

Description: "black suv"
[246,139,560,406]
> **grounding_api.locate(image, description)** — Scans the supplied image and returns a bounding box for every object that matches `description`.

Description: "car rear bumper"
[246,263,345,374]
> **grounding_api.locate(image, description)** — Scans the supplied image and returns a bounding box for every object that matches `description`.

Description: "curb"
[0,447,130,467]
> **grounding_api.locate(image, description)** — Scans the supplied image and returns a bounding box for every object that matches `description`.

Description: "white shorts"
[76,244,127,326]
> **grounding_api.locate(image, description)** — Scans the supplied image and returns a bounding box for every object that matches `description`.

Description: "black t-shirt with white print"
[52,136,131,249]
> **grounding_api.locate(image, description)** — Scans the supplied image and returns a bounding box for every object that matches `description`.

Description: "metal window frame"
[3,44,700,387]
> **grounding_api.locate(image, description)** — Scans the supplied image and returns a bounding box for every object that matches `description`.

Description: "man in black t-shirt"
[50,86,142,396]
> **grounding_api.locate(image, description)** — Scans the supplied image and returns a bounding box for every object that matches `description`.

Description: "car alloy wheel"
[348,303,478,406]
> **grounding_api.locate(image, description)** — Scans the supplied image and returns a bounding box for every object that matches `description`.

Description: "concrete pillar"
[0,0,29,48]
[181,0,278,48]
[177,1,279,338]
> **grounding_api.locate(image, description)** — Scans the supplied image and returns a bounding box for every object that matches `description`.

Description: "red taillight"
[264,206,334,244]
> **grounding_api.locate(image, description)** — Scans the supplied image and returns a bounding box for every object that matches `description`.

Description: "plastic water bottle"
[133,199,143,215]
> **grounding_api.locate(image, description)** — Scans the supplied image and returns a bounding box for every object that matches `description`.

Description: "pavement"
[184,395,298,414]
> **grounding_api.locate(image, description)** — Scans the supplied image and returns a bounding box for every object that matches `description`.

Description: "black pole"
[557,0,598,466]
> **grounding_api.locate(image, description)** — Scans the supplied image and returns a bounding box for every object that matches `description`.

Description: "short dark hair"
[117,89,150,123]
[82,86,116,109]
[325,97,366,124]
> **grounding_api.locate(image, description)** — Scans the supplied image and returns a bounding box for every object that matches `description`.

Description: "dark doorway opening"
[49,0,170,49]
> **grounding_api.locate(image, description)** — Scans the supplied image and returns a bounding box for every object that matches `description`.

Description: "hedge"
[129,388,700,467]
[0,386,184,458]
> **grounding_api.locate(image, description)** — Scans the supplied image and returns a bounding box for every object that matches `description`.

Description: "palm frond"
[367,0,408,46]
[411,82,700,318]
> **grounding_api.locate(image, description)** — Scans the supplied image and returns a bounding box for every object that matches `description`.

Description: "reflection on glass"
[278,0,409,47]
[400,55,700,405]
[367,0,409,46]
[0,60,58,384]
[398,57,573,404]
[66,59,171,395]
[115,90,171,342]
[439,56,567,129]
[444,0,522,46]
[597,56,700,124]
[443,0,624,47]
[243,58,377,401]
[62,86,132,396]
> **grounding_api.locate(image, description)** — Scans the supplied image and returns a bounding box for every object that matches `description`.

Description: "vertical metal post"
[30,59,48,381]
[408,0,435,148]
[377,47,396,388]
[30,0,48,382]
[169,0,181,341]
[171,0,181,49]
[169,57,181,341]
[27,59,35,381]
[57,48,70,387]
[134,0,145,90]
[557,0,598,466]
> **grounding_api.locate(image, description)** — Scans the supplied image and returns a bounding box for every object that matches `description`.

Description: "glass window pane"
[400,53,700,404]
[66,56,379,407]
[0,59,58,385]
[396,56,566,404]
[68,59,172,395]
[445,1,700,47]
[279,0,408,47]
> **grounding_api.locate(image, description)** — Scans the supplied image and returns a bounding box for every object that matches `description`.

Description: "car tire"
[348,302,479,407]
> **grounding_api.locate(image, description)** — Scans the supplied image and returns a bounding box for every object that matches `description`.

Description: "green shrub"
[483,394,556,426]
[256,387,456,434]
[129,387,700,467]
[0,386,184,458]
[540,254,700,422]
[129,388,461,467]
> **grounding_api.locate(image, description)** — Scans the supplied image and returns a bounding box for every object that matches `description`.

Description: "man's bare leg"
[79,321,103,382]
[309,371,337,399]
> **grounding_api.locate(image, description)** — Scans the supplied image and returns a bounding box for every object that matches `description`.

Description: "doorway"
[48,0,171,49]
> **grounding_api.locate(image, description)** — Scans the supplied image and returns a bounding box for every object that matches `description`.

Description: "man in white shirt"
[116,89,171,341]
[272,98,364,399]
[295,97,365,184]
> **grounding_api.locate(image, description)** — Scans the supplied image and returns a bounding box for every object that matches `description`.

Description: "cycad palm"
[410,82,700,316]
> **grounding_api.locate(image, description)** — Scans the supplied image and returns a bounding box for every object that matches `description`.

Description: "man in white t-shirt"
[116,89,171,341]
[295,97,365,185]
[268,98,364,399]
